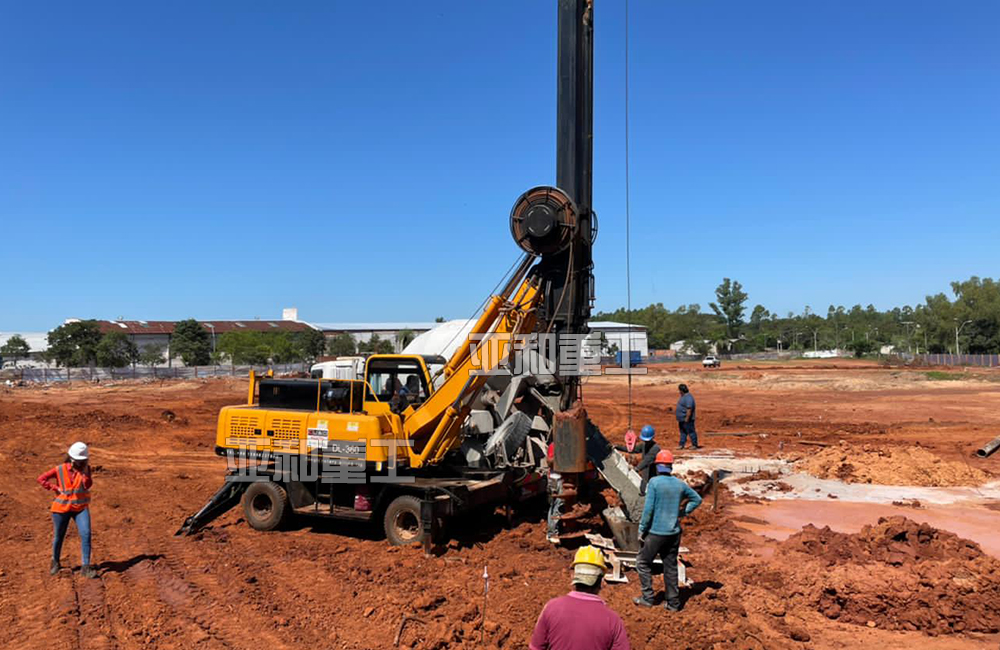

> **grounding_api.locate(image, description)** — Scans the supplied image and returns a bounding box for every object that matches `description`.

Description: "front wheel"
[383,495,424,546]
[242,481,289,531]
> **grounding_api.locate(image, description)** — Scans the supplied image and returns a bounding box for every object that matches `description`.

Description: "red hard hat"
[655,449,674,465]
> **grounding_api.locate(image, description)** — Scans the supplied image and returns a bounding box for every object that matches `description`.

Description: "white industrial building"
[586,321,649,359]
[311,322,439,352]
[0,332,50,367]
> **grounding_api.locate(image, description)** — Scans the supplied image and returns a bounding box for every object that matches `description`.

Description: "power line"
[624,0,634,432]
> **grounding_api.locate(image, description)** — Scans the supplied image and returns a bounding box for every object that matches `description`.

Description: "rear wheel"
[383,495,423,546]
[242,481,289,531]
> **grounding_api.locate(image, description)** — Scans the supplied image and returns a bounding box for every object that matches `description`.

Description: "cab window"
[365,361,430,407]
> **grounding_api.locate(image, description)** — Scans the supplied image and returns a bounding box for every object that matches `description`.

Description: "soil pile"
[796,443,989,486]
[777,517,1000,635]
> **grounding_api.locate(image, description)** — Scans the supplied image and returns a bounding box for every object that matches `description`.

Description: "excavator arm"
[401,256,541,468]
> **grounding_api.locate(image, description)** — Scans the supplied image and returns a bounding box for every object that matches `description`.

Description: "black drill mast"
[506,0,596,411]
[551,0,595,409]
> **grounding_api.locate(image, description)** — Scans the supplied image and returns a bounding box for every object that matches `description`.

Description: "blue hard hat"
[640,425,655,441]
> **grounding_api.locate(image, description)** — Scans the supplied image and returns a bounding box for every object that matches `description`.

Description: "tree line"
[2,321,425,369]
[30,320,328,368]
[594,276,1000,356]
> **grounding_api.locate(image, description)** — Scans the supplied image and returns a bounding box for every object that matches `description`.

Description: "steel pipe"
[976,435,1000,458]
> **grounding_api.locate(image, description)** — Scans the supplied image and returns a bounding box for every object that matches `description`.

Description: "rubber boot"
[50,559,61,576]
[80,565,98,579]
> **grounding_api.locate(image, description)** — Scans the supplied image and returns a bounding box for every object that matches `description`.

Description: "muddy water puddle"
[731,499,1000,558]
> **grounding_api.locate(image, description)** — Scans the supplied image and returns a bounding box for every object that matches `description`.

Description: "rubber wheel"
[242,481,289,531]
[383,495,424,546]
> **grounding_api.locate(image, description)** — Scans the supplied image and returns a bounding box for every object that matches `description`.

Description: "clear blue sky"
[3,1,999,330]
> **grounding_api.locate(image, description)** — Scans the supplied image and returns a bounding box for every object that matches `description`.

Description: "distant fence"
[719,351,801,361]
[645,351,804,363]
[1,363,308,383]
[919,354,1000,368]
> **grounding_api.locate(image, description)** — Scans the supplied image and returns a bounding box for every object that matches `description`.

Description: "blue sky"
[3,1,999,330]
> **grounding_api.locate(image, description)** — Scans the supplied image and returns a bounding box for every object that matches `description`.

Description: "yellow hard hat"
[572,545,607,570]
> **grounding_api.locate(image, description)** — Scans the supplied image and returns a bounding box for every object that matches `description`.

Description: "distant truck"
[702,355,721,368]
[310,357,366,380]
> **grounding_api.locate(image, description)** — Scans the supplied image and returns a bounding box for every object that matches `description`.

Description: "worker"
[545,442,562,544]
[675,384,701,449]
[405,375,422,399]
[634,449,702,611]
[530,546,631,650]
[36,442,96,578]
[614,424,660,495]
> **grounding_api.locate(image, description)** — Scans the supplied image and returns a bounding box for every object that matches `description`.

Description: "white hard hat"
[68,442,89,461]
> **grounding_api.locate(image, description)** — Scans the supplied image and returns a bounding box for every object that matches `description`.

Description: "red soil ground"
[1,362,998,649]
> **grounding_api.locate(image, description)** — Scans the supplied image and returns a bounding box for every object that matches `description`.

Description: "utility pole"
[954,319,972,356]
[902,321,915,354]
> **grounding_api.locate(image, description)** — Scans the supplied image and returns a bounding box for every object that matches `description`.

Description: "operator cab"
[364,355,435,414]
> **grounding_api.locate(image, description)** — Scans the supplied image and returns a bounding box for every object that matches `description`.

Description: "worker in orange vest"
[37,442,96,578]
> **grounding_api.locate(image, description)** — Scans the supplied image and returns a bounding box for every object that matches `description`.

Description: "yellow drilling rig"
[177,0,646,548]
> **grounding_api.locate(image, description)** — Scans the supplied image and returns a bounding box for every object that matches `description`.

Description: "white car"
[702,355,720,368]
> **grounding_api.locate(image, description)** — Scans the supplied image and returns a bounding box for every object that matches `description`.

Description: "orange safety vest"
[51,463,91,513]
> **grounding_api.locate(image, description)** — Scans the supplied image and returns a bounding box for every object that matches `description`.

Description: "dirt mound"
[777,517,1000,635]
[796,443,989,486]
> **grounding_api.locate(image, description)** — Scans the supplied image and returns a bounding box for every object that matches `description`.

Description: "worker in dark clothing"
[634,449,702,611]
[614,425,660,496]
[675,384,700,449]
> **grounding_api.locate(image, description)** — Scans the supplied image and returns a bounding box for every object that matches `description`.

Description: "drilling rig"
[177,0,645,548]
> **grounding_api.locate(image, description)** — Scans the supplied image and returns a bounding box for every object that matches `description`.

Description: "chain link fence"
[918,353,1000,368]
[1,363,309,383]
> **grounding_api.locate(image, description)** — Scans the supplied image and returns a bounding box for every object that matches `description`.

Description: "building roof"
[0,332,49,352]
[87,320,315,335]
[587,321,648,331]
[311,322,439,332]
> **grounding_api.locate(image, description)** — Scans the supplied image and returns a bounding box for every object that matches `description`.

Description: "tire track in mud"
[70,573,120,650]
[119,542,298,650]
[2,554,82,650]
[170,541,334,650]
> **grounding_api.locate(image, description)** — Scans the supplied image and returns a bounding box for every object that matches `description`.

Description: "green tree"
[846,339,875,358]
[95,331,139,368]
[295,328,327,361]
[268,332,300,364]
[171,319,211,365]
[327,333,357,356]
[396,328,416,350]
[216,331,271,365]
[749,304,770,331]
[359,334,394,354]
[434,316,446,323]
[692,339,711,356]
[138,344,166,368]
[0,334,31,367]
[710,278,748,340]
[46,321,103,367]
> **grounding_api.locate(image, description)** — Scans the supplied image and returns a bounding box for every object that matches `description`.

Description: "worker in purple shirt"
[530,546,630,650]
[675,384,701,449]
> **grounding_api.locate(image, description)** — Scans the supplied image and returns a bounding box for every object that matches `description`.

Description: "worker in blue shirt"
[675,384,701,449]
[633,449,702,611]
